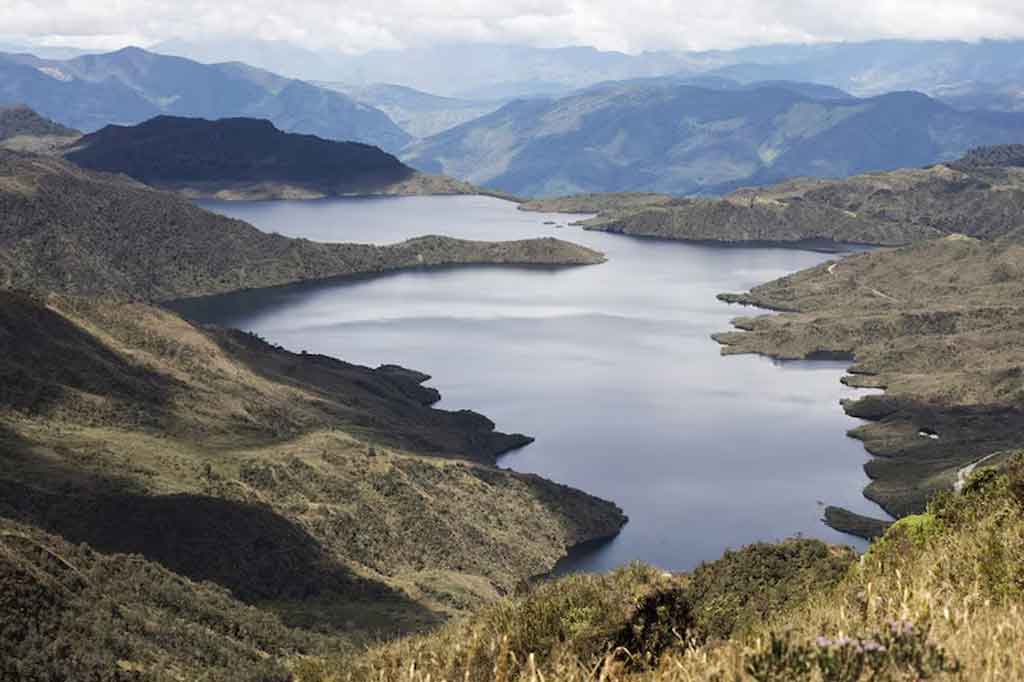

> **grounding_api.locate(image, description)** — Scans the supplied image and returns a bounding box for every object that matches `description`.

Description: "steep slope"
[0,515,337,681]
[0,290,626,642]
[298,460,1024,682]
[0,150,604,300]
[0,47,410,151]
[529,146,1024,247]
[405,83,1024,197]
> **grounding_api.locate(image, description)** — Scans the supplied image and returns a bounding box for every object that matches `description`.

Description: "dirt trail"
[955,452,1004,492]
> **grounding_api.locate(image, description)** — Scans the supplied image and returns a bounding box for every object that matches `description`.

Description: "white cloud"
[6,0,1024,53]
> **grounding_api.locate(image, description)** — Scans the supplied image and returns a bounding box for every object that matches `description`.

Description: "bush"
[746,620,960,682]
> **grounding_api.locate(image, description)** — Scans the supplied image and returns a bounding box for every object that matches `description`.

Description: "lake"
[181,194,888,574]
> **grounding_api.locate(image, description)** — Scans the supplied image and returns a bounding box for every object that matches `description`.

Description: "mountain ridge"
[405,82,1024,197]
[523,145,1024,246]
[0,46,410,151]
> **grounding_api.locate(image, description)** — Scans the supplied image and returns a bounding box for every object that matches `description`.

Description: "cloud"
[6,0,1024,53]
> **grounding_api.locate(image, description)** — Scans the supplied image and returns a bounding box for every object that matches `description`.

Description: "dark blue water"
[183,194,887,573]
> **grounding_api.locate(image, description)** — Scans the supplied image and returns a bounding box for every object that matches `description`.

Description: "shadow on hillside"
[0,291,175,417]
[0,423,443,636]
[205,325,530,463]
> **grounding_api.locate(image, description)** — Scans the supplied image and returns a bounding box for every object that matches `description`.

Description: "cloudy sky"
[6,0,1024,53]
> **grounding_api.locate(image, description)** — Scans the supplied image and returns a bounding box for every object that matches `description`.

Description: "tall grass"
[297,455,1024,682]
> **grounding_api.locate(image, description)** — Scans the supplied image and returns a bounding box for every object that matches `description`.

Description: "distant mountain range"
[405,81,1024,197]
[151,40,703,99]
[705,39,1024,99]
[148,37,1024,106]
[8,40,1024,197]
[0,47,410,151]
[315,82,504,139]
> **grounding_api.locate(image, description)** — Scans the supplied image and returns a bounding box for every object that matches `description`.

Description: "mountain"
[0,150,603,300]
[406,81,1024,197]
[0,47,410,151]
[525,145,1024,246]
[707,39,1024,98]
[936,80,1024,112]
[152,37,343,80]
[152,40,706,99]
[64,115,453,199]
[316,83,504,138]
[148,37,1024,103]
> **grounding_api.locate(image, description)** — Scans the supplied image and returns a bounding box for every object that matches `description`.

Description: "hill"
[0,103,78,141]
[0,289,625,650]
[0,47,410,152]
[0,104,81,155]
[524,146,1024,247]
[405,82,1024,197]
[282,458,1024,681]
[0,150,604,301]
[715,233,1024,526]
[64,115,469,199]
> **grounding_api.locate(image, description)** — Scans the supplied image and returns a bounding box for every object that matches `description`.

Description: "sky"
[6,0,1024,54]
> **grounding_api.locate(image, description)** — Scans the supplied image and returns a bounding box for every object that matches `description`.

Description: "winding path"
[955,452,1004,492]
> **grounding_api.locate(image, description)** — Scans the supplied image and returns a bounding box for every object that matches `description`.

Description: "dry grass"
[295,458,1024,682]
[0,291,624,640]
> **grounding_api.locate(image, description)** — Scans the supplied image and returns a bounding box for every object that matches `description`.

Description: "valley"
[177,194,887,573]
[4,24,1024,681]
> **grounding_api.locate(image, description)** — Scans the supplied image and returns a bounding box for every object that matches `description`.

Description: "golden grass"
[297,459,1024,682]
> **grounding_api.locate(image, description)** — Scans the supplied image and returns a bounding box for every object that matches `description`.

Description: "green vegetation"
[0,150,604,301]
[0,104,79,142]
[0,516,334,681]
[0,104,80,154]
[715,234,1024,524]
[555,147,1024,247]
[295,456,1024,681]
[0,289,624,668]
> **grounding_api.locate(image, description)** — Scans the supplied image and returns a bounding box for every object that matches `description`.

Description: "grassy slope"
[0,104,81,155]
[0,515,338,682]
[0,291,625,651]
[714,235,1024,521]
[0,150,604,301]
[527,153,1024,247]
[304,457,1024,682]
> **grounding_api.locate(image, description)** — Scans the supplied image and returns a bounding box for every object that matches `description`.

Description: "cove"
[178,194,888,574]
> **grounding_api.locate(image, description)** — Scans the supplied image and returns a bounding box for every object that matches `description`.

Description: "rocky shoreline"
[713,235,1024,538]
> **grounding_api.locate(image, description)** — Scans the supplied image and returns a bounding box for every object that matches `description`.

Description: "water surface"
[183,195,887,573]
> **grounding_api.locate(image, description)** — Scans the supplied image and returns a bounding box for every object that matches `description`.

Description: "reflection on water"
[181,195,889,573]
